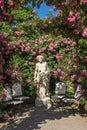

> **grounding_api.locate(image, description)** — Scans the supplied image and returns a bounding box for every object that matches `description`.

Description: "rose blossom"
[0,0,4,9]
[71,41,77,46]
[1,92,7,100]
[82,27,87,38]
[70,0,77,6]
[3,113,9,120]
[55,54,63,60]
[59,2,65,10]
[80,70,87,77]
[84,56,87,62]
[70,74,76,81]
[67,16,76,23]
[54,71,58,78]
[67,10,76,23]
[73,29,79,34]
[15,31,21,36]
[8,0,14,6]
[82,0,87,4]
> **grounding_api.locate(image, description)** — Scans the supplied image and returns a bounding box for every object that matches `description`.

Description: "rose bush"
[0,0,87,119]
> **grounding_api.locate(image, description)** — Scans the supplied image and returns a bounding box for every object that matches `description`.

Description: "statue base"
[35,97,52,109]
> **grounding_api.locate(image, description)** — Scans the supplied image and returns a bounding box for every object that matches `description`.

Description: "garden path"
[0,103,87,130]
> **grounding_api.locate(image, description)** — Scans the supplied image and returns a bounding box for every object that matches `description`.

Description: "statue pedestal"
[35,97,52,109]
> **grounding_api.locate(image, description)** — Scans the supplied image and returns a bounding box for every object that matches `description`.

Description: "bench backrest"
[12,83,23,97]
[55,82,66,95]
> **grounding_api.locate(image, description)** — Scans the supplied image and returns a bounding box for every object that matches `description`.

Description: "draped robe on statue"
[34,57,51,109]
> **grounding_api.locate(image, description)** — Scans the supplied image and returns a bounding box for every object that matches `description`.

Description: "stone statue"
[34,55,51,109]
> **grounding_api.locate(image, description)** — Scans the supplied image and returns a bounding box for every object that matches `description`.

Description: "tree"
[0,0,29,23]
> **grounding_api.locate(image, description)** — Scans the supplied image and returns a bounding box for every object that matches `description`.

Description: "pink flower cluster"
[5,68,12,75]
[82,0,87,4]
[55,54,63,60]
[3,113,9,120]
[59,2,65,10]
[70,0,77,6]
[82,27,87,38]
[54,68,68,80]
[1,92,7,100]
[0,0,4,9]
[73,29,79,34]
[15,30,24,37]
[54,71,58,78]
[84,56,87,62]
[70,74,77,81]
[48,42,55,52]
[71,41,77,46]
[8,0,14,6]
[67,10,76,23]
[26,79,31,83]
[22,21,26,25]
[73,55,78,61]
[41,24,48,29]
[80,70,87,77]
[60,71,68,81]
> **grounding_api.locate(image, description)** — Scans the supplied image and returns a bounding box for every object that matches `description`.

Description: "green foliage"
[0,22,10,32]
[66,86,75,98]
[0,1,87,117]
[11,7,34,23]
[81,99,87,105]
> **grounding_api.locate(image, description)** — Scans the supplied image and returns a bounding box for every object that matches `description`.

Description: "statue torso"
[37,62,47,72]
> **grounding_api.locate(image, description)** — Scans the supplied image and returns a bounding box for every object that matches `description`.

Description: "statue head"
[36,55,44,63]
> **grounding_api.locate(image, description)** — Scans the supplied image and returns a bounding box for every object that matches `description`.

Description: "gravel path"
[0,104,87,130]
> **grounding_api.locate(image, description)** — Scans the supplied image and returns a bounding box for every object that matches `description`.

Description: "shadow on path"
[0,103,87,130]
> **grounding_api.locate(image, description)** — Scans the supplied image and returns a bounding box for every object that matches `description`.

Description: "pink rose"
[54,71,58,78]
[3,113,9,120]
[67,10,76,23]
[0,0,4,9]
[15,31,21,37]
[69,10,74,17]
[8,1,14,6]
[59,3,65,10]
[26,79,31,83]
[70,0,77,6]
[71,41,77,46]
[1,92,7,100]
[48,46,54,52]
[67,16,76,22]
[20,30,24,35]
[22,22,26,25]
[73,55,78,61]
[82,27,87,38]
[82,0,87,4]
[55,54,63,60]
[80,70,87,77]
[30,14,33,18]
[70,74,76,81]
[73,29,79,34]
[84,56,87,62]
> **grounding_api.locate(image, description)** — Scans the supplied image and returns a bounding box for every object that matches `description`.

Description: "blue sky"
[34,3,58,19]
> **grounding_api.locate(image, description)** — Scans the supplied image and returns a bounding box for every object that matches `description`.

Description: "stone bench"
[12,83,30,101]
[3,83,30,107]
[51,82,75,104]
[51,82,66,100]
